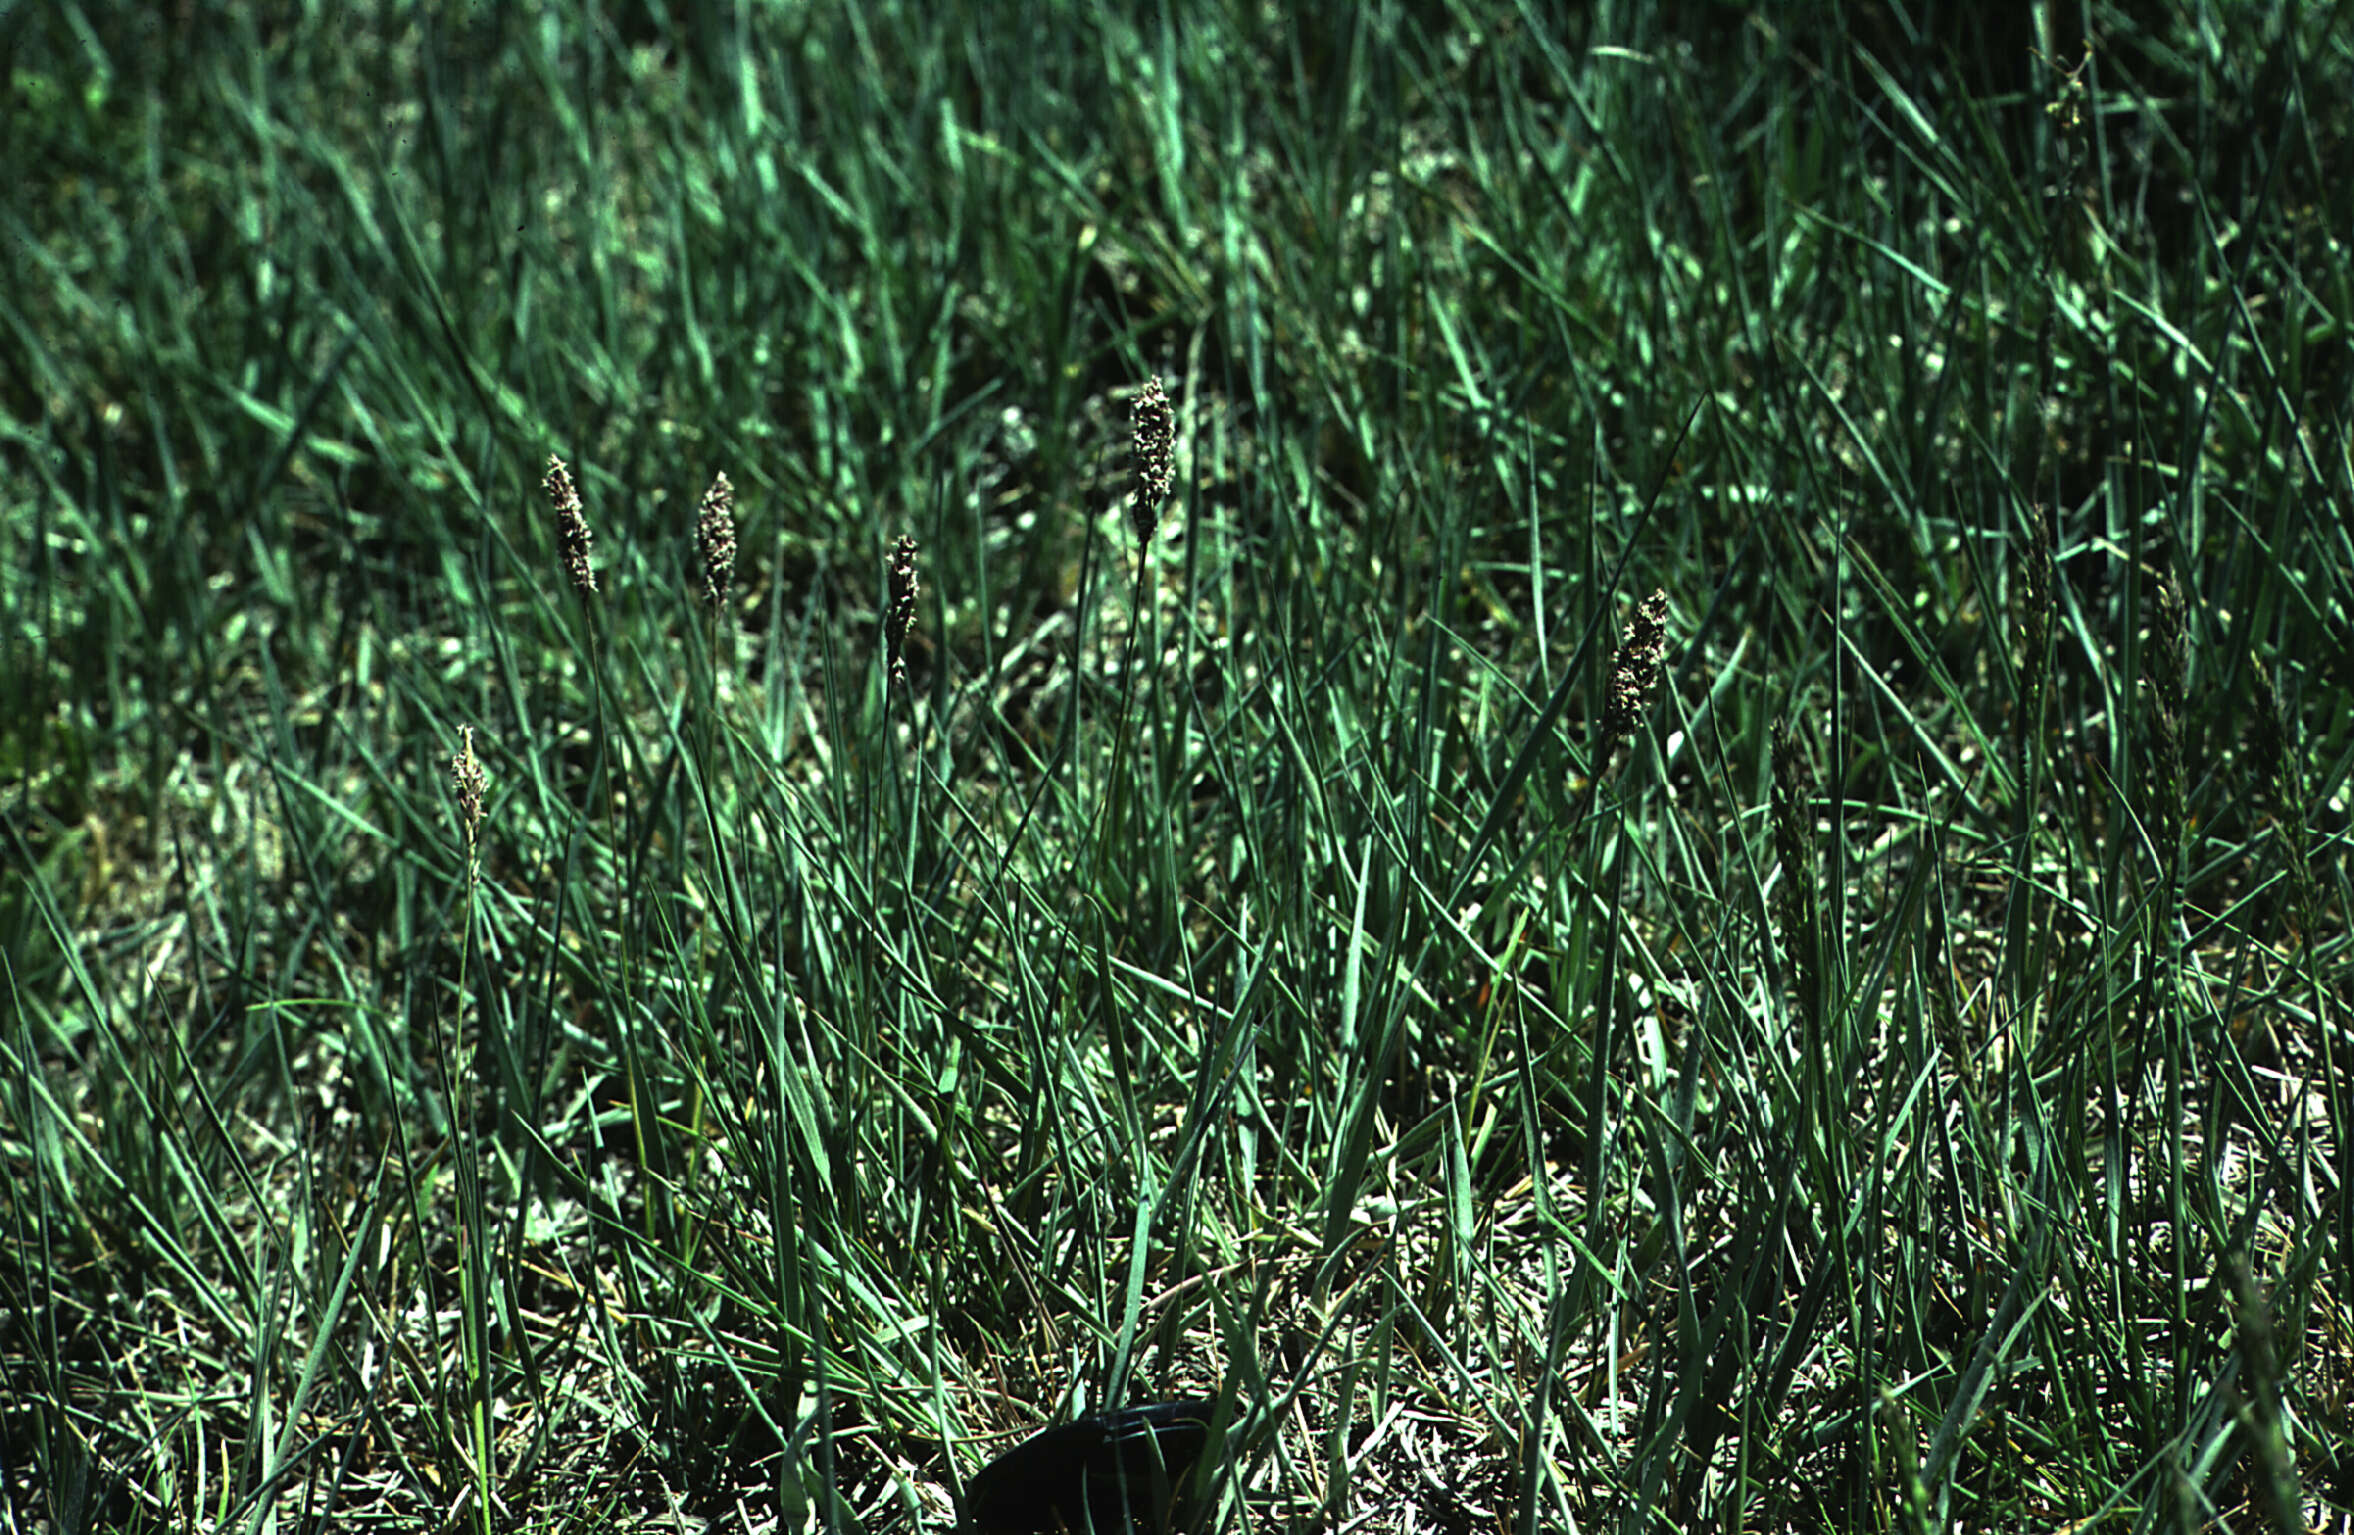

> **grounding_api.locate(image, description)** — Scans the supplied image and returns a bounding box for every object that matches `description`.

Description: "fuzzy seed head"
[697,471,737,609]
[2147,566,2188,870]
[451,726,487,851]
[543,454,597,596]
[2017,509,2054,666]
[1770,718,1821,1016]
[1602,589,1671,749]
[885,534,919,687]
[2151,568,2187,721]
[1129,377,1175,543]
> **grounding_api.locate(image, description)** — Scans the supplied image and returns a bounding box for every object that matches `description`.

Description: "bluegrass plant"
[3,1,2349,1531]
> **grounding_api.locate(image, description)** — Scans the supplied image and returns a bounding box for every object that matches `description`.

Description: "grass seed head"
[697,471,737,609]
[2147,566,2188,872]
[885,534,919,686]
[1771,717,1821,1017]
[2013,508,2057,772]
[1602,588,1670,751]
[1129,376,1175,544]
[2150,567,2187,722]
[543,454,597,596]
[450,725,487,874]
[2017,507,2054,672]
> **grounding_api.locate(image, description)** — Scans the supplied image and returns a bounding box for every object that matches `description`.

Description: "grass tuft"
[3,3,2350,1532]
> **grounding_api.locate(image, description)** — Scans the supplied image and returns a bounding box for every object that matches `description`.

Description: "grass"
[3,0,2351,1530]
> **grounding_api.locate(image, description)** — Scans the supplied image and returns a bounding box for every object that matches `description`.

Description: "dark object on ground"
[965,1400,1219,1534]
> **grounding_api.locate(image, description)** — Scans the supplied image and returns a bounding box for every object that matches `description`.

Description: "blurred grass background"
[3,0,2351,1530]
